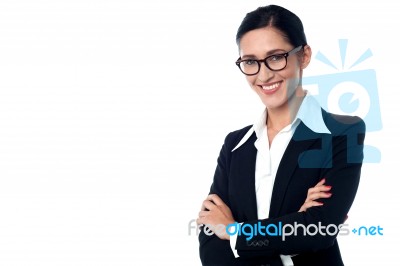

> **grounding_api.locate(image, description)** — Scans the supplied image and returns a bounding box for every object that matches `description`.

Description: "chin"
[256,90,288,110]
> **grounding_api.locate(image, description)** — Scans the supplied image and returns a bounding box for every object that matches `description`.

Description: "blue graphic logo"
[351,225,383,236]
[303,39,381,163]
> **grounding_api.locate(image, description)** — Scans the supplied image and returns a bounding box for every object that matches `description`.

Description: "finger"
[201,199,215,211]
[307,200,324,207]
[299,201,323,212]
[197,217,209,226]
[198,211,209,217]
[307,192,332,201]
[318,185,332,191]
[202,200,217,211]
[316,178,326,186]
[206,194,225,206]
[307,185,332,197]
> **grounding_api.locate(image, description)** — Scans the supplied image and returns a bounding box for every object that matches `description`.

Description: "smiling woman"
[197,5,365,266]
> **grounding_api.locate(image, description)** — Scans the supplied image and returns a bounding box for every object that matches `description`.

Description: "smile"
[258,81,282,94]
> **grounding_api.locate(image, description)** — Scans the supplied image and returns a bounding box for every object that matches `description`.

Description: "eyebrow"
[241,49,287,59]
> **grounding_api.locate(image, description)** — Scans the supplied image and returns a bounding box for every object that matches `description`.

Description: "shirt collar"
[297,92,331,135]
[231,92,331,152]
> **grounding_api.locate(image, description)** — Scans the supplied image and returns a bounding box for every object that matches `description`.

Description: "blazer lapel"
[230,132,258,222]
[268,122,322,218]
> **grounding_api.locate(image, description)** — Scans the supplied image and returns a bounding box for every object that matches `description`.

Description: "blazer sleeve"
[234,118,366,259]
[198,132,238,265]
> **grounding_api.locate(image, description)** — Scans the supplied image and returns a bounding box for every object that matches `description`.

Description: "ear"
[300,45,312,69]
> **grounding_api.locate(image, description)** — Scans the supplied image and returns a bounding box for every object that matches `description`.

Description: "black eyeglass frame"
[235,45,304,76]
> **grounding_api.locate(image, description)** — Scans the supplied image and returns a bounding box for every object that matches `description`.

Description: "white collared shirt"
[229,93,331,265]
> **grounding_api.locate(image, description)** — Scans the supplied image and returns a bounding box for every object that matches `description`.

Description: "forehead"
[239,27,292,56]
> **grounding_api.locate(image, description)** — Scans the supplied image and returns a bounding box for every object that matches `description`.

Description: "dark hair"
[236,5,307,48]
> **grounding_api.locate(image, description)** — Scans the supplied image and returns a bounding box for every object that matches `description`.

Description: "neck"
[267,88,305,131]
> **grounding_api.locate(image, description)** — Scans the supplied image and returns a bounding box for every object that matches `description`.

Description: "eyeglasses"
[235,46,303,76]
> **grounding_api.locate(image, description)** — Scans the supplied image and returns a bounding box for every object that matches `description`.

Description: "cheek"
[276,67,301,89]
[245,76,257,86]
[281,69,299,82]
[284,59,301,78]
[282,68,301,92]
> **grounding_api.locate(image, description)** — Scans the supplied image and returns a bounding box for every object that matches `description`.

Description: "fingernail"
[326,193,332,197]
[326,186,332,189]
[317,201,324,205]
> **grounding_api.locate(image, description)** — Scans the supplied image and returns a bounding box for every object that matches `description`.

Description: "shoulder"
[223,124,253,147]
[321,109,366,136]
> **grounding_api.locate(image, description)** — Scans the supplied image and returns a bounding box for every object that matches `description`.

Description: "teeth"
[262,82,280,91]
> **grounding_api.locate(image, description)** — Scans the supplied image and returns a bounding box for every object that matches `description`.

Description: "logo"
[302,39,381,163]
[188,219,384,241]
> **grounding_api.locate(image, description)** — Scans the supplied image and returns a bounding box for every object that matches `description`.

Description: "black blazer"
[199,109,365,266]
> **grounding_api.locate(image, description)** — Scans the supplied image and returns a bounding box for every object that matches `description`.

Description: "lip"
[257,81,283,95]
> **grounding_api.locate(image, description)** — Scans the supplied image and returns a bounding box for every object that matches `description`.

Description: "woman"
[197,5,365,266]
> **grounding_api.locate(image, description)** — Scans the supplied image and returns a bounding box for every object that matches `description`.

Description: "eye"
[243,59,257,65]
[268,54,285,62]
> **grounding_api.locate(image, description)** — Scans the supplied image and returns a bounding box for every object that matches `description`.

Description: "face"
[238,27,311,110]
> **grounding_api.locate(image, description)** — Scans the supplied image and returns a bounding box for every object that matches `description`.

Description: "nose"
[257,62,274,82]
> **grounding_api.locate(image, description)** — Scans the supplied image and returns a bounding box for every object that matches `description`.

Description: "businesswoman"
[197,5,365,266]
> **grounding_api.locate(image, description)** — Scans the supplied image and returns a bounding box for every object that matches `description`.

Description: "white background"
[0,0,399,265]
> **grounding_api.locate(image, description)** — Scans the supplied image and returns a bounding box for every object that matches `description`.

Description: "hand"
[299,178,332,212]
[196,194,235,240]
